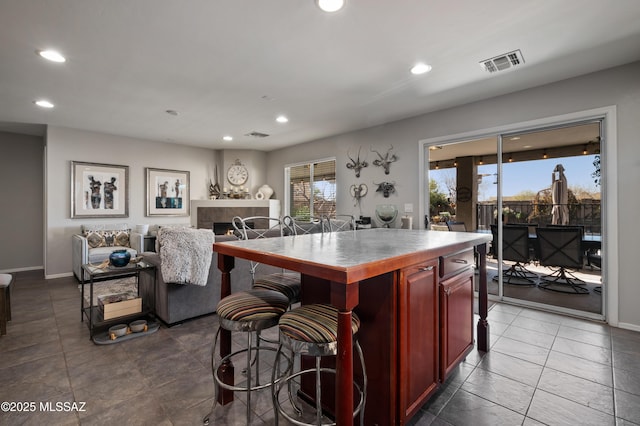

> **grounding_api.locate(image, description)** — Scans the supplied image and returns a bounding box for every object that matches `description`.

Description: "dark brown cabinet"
[398,260,439,422]
[438,250,475,382]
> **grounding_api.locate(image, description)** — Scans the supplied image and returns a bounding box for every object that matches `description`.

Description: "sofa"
[72,224,144,282]
[138,233,281,326]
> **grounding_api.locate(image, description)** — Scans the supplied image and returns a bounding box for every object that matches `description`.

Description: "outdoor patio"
[483,257,602,314]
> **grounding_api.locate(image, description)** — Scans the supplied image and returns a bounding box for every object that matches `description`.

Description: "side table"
[143,235,157,252]
[80,261,156,341]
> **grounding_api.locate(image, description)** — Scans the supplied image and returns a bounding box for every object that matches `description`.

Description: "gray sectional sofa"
[138,235,280,326]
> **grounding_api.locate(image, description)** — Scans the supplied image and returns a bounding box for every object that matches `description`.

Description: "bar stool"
[271,304,367,426]
[0,273,13,336]
[233,216,302,305]
[203,289,291,425]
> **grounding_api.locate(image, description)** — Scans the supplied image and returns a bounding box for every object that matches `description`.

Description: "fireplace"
[191,199,281,232]
[213,222,233,235]
[212,221,254,235]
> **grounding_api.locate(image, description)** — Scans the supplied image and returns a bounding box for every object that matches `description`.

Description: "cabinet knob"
[420,266,434,271]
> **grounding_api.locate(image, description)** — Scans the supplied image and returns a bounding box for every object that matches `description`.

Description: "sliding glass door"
[425,121,603,318]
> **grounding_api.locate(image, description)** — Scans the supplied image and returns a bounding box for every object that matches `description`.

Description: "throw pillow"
[113,229,131,247]
[84,230,106,249]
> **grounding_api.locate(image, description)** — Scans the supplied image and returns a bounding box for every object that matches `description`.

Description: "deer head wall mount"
[371,145,397,175]
[374,181,396,198]
[346,146,368,178]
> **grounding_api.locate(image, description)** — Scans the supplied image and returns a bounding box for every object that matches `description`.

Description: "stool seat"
[254,272,301,304]
[279,304,360,343]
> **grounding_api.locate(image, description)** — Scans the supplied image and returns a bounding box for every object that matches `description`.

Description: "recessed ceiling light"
[510,136,521,141]
[276,115,289,123]
[316,0,345,12]
[37,49,66,63]
[34,100,54,108]
[223,136,233,141]
[410,63,432,75]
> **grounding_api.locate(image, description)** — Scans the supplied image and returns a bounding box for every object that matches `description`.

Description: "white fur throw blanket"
[158,227,214,286]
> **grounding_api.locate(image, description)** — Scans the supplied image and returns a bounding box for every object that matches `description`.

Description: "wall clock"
[456,186,472,202]
[227,159,249,186]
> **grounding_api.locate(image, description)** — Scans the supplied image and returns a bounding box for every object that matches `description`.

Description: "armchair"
[72,224,143,282]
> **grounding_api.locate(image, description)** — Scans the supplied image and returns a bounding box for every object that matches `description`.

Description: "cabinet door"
[439,268,474,381]
[399,260,439,422]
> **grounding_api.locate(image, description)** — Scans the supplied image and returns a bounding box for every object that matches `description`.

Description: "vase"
[375,204,398,228]
[257,184,274,200]
[109,249,131,267]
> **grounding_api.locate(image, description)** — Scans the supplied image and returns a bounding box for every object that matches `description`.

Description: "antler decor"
[373,181,396,198]
[346,146,368,178]
[349,183,368,207]
[371,145,397,175]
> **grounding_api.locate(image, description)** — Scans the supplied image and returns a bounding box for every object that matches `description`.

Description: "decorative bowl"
[129,319,147,333]
[375,204,398,228]
[108,324,128,338]
[109,249,131,267]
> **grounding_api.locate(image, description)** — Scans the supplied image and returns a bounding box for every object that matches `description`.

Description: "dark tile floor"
[1,270,639,425]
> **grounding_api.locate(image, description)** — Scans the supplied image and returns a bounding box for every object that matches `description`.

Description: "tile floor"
[1,270,639,425]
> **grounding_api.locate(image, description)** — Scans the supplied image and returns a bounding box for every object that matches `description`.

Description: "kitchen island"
[213,228,492,425]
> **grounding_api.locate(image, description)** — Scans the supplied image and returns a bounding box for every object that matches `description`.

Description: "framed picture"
[71,161,129,218]
[146,168,190,216]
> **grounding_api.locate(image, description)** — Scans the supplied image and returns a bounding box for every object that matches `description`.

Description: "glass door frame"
[418,106,618,324]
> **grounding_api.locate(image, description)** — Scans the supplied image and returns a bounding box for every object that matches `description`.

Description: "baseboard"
[45,272,74,280]
[617,322,640,332]
[0,266,43,274]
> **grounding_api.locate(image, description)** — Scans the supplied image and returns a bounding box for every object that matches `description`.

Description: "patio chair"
[491,224,538,286]
[446,221,467,232]
[536,227,589,294]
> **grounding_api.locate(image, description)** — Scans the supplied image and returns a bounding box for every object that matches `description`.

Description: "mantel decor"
[71,161,129,218]
[145,168,190,217]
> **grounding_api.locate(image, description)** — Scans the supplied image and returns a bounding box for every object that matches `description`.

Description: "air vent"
[480,49,525,73]
[245,131,270,138]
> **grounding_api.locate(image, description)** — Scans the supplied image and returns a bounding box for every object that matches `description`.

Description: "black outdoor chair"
[446,221,467,232]
[536,227,589,294]
[491,224,538,285]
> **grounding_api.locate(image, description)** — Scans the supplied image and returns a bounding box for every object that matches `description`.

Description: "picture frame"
[145,168,190,217]
[71,161,129,218]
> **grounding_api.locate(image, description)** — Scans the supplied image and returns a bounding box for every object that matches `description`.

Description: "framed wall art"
[71,161,129,218]
[146,168,190,217]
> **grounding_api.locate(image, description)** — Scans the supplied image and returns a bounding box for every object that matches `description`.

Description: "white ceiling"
[1,1,640,151]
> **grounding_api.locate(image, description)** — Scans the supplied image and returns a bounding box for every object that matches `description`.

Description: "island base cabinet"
[439,267,474,382]
[398,260,439,423]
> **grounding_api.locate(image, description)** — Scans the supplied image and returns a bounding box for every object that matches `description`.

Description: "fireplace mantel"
[190,199,281,230]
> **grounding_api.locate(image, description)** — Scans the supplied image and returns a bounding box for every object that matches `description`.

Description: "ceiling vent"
[480,49,525,73]
[244,131,270,138]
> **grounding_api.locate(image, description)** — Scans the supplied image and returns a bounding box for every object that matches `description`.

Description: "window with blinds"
[286,159,336,220]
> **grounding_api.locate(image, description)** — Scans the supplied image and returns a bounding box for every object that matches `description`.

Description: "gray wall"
[0,132,44,271]
[44,126,218,278]
[266,61,640,329]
